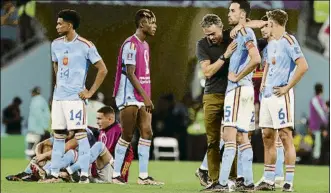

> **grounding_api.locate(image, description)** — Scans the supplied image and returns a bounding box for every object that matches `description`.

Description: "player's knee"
[237,132,249,145]
[207,141,219,150]
[223,126,236,142]
[262,130,275,147]
[140,128,153,140]
[279,129,293,145]
[262,129,274,139]
[95,142,106,154]
[236,133,243,144]
[121,132,134,142]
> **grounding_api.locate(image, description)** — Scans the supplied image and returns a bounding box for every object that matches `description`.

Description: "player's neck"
[65,30,77,42]
[135,30,146,42]
[273,27,285,40]
[238,18,247,26]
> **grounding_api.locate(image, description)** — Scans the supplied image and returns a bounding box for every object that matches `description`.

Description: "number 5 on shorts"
[225,106,231,119]
[70,110,82,121]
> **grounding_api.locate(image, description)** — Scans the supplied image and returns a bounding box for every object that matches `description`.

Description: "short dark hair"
[261,15,268,21]
[13,97,22,104]
[200,14,223,28]
[266,9,288,27]
[315,83,323,95]
[231,0,251,18]
[58,9,80,30]
[97,106,115,115]
[135,9,156,28]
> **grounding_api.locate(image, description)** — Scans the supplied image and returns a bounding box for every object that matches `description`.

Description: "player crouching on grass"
[6,130,81,182]
[60,106,134,183]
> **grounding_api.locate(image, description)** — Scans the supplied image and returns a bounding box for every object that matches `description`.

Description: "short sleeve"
[286,38,304,62]
[87,45,102,64]
[51,42,57,62]
[196,40,210,62]
[122,42,137,65]
[241,28,256,50]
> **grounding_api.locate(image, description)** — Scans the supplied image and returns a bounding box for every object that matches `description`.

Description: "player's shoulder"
[122,35,138,48]
[77,36,94,48]
[280,33,297,46]
[239,27,255,36]
[52,36,65,46]
[53,36,65,42]
[197,37,208,47]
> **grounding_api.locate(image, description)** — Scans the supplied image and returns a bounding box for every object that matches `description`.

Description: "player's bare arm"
[53,62,58,87]
[273,57,308,97]
[228,41,261,82]
[230,20,267,39]
[260,63,269,92]
[35,138,78,163]
[126,64,154,113]
[53,62,58,76]
[79,59,108,100]
[201,41,237,79]
[35,138,52,156]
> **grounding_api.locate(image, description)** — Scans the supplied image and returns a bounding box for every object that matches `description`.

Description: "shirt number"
[60,68,69,79]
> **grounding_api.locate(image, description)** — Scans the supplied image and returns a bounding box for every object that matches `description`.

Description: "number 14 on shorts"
[70,109,82,125]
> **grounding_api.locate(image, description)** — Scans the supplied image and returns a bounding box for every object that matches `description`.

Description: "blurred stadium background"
[0,0,329,176]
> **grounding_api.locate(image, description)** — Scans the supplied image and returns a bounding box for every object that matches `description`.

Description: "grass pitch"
[1,159,329,193]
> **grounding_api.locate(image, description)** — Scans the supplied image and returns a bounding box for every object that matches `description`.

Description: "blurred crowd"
[1,0,45,67]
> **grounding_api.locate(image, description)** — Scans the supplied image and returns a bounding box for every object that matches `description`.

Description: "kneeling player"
[39,128,98,183]
[63,106,134,183]
[6,131,78,182]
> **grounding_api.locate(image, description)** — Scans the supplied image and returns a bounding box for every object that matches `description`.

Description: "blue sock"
[239,143,254,185]
[75,132,91,177]
[219,139,225,150]
[24,163,33,174]
[285,165,295,184]
[263,164,275,183]
[67,142,106,174]
[237,147,243,178]
[275,146,284,178]
[113,137,130,178]
[219,142,236,186]
[67,162,80,175]
[90,142,106,162]
[138,138,151,179]
[58,150,76,169]
[200,139,225,170]
[200,153,208,170]
[50,133,66,177]
[43,162,52,175]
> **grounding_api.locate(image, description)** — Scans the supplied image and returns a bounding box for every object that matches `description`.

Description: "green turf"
[1,159,329,193]
[1,136,26,159]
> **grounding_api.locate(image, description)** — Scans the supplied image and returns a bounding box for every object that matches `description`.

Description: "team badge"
[272,57,276,65]
[63,56,68,65]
